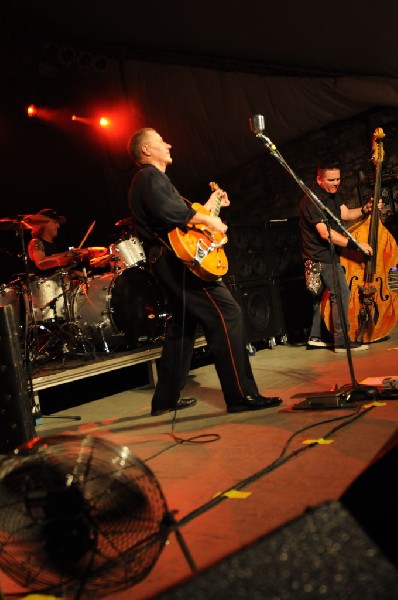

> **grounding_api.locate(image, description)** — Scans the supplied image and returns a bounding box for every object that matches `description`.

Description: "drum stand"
[50,268,97,363]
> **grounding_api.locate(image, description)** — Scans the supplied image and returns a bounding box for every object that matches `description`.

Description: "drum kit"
[0,214,169,364]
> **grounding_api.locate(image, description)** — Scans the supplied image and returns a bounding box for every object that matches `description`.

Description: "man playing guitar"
[127,127,282,416]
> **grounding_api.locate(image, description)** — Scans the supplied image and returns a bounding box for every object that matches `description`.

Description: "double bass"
[322,127,398,343]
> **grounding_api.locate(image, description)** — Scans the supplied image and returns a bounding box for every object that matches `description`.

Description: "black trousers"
[150,250,259,409]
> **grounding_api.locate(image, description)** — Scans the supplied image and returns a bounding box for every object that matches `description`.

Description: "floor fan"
[0,435,190,599]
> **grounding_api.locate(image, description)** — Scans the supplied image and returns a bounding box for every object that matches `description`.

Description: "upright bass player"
[299,161,376,352]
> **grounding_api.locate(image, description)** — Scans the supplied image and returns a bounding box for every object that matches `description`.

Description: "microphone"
[249,114,277,151]
[249,114,266,135]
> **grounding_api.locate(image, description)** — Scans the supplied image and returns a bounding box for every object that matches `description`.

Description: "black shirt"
[128,164,196,253]
[27,237,59,276]
[299,184,346,263]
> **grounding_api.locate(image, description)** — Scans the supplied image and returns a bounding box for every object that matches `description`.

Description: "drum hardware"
[28,270,97,364]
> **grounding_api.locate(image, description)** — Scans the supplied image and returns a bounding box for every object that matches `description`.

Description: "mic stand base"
[291,382,379,410]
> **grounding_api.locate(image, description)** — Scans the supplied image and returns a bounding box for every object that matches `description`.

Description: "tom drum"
[109,236,146,271]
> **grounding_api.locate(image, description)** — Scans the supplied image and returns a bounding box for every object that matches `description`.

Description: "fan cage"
[0,435,170,597]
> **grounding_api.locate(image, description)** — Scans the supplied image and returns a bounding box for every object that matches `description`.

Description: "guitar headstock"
[209,181,220,192]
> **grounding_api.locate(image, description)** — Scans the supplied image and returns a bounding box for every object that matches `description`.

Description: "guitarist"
[127,127,282,416]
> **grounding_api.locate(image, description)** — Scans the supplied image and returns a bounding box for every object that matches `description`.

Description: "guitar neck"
[210,181,222,217]
[211,196,222,218]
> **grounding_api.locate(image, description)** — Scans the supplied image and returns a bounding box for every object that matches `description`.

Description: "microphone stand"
[250,117,378,407]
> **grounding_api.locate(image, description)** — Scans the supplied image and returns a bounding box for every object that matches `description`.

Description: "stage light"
[26,104,37,117]
[99,117,110,128]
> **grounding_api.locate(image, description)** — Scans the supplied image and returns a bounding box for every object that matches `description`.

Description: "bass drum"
[71,268,168,351]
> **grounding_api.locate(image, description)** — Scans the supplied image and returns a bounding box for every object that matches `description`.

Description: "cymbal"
[0,218,26,231]
[38,250,82,269]
[37,248,109,270]
[22,214,51,227]
[115,217,133,228]
[0,215,50,230]
[78,247,108,259]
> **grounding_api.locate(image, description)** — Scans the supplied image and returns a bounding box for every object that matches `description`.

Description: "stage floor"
[1,326,398,598]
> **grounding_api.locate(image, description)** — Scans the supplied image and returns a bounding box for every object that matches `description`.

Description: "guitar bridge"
[192,236,226,266]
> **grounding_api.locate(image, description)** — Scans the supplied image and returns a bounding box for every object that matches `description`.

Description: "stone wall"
[215,107,398,229]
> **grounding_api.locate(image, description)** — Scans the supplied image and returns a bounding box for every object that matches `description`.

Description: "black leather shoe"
[151,397,197,416]
[227,394,282,413]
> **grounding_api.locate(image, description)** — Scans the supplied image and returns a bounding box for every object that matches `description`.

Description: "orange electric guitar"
[168,182,228,281]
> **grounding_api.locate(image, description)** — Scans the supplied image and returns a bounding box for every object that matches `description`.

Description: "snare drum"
[71,268,168,351]
[109,236,146,271]
[30,273,71,322]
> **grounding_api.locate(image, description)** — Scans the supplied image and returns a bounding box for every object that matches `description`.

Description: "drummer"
[27,208,70,275]
[27,208,109,276]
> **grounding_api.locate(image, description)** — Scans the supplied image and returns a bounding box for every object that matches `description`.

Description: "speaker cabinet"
[265,217,304,279]
[156,500,398,599]
[225,223,269,284]
[229,278,285,343]
[279,276,314,344]
[0,304,36,454]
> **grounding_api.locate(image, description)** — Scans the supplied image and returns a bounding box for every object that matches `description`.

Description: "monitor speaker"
[156,498,398,599]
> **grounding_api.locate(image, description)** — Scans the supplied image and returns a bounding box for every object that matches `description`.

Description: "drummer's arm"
[28,239,49,270]
[38,255,64,269]
[28,239,65,270]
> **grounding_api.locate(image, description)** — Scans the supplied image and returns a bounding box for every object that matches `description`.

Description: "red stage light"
[26,104,37,117]
[99,116,110,128]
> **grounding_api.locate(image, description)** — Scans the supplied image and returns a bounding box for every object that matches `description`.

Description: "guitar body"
[168,203,228,281]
